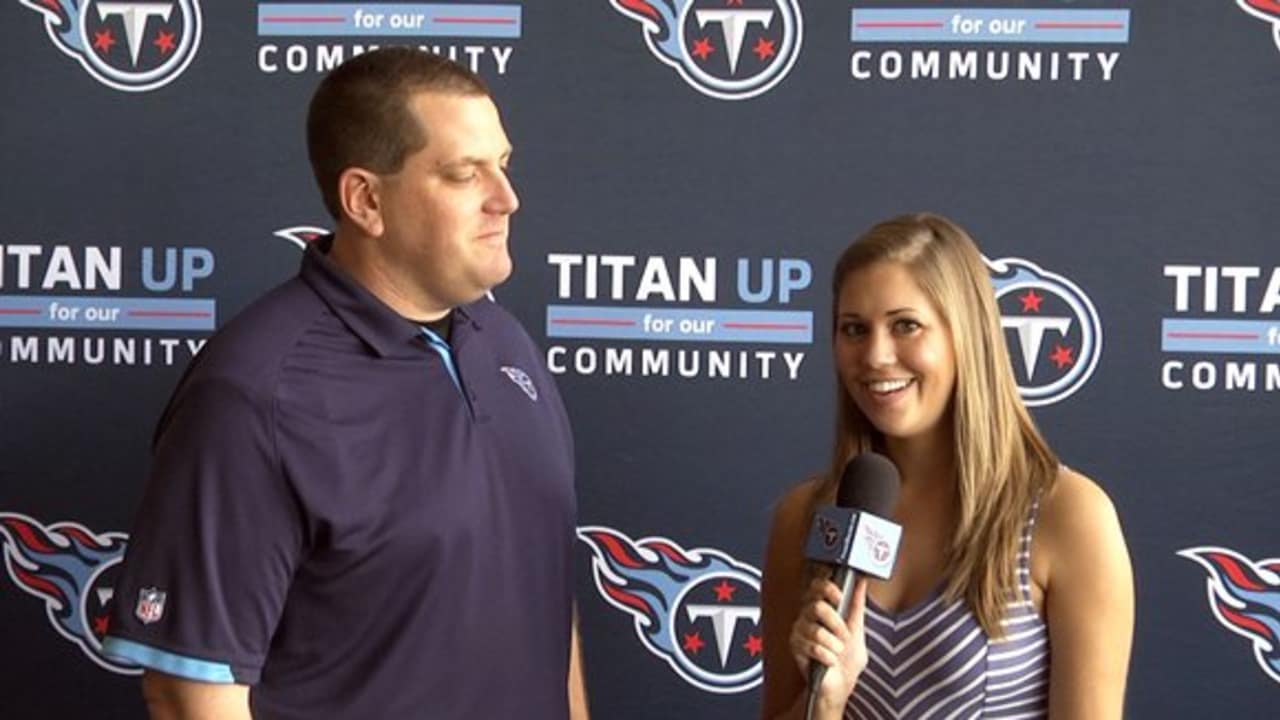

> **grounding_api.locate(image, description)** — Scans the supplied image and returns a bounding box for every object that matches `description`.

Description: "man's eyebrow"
[437,149,514,168]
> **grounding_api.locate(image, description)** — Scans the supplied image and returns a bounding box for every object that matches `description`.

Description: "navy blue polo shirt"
[104,238,577,719]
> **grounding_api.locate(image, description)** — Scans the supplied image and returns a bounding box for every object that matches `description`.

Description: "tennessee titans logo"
[20,0,203,92]
[0,512,139,674]
[817,515,839,549]
[986,256,1102,407]
[1180,546,1280,684]
[274,225,328,250]
[1238,0,1280,53]
[274,225,504,303]
[578,525,762,693]
[500,366,538,401]
[610,0,803,100]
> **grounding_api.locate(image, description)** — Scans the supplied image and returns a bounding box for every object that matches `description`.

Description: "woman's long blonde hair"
[812,212,1059,637]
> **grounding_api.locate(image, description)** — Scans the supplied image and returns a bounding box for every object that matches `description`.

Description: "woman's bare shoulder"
[1037,466,1127,577]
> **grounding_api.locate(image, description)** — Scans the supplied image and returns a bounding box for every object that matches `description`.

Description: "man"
[103,48,588,719]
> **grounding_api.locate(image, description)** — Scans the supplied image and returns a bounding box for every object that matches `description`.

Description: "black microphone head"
[836,452,901,517]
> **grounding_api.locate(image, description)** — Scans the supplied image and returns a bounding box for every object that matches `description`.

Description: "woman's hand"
[788,575,869,717]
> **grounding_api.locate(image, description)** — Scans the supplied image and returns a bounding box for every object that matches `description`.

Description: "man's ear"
[338,168,385,237]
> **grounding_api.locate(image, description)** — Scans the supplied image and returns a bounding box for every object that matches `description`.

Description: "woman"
[760,213,1133,719]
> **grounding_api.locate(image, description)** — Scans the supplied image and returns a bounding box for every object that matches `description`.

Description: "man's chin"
[471,265,513,303]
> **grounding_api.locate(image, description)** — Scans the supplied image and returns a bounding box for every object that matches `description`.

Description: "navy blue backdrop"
[2,1,1279,717]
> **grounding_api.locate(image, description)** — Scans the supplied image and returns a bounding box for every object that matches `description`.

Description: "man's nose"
[485,169,519,214]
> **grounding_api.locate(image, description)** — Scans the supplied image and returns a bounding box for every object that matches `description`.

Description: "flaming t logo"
[274,225,328,250]
[1180,546,1280,684]
[610,0,803,100]
[986,256,1102,407]
[1238,0,1280,53]
[578,525,762,693]
[19,0,203,92]
[0,512,138,674]
[274,225,502,302]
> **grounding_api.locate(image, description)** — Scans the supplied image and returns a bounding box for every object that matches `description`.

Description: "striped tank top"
[847,503,1049,719]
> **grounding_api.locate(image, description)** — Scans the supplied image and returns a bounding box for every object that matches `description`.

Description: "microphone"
[803,452,902,710]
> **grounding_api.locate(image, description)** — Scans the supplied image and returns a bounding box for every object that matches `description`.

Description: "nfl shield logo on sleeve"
[135,588,167,625]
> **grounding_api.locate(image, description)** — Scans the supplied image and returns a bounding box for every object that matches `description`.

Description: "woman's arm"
[141,672,251,720]
[569,606,589,720]
[1038,468,1135,719]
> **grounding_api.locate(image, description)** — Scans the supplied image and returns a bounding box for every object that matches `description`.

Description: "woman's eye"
[894,319,921,333]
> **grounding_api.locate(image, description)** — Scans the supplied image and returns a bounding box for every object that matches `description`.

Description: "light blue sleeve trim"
[102,637,237,683]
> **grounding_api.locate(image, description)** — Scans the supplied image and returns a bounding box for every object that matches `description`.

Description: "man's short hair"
[306,48,490,220]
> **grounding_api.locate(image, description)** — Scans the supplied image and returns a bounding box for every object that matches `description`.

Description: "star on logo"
[743,634,763,657]
[1049,344,1075,369]
[713,579,737,602]
[154,30,177,55]
[752,36,776,61]
[92,29,117,55]
[1019,289,1044,312]
[692,37,715,61]
[682,631,706,654]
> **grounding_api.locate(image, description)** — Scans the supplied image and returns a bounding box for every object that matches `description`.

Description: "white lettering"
[546,346,806,381]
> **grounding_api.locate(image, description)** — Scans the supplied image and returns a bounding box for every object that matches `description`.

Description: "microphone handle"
[805,565,859,717]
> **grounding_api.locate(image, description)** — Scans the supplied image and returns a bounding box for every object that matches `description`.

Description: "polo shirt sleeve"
[103,375,303,685]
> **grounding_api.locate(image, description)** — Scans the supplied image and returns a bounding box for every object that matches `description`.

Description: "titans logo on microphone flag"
[610,0,803,100]
[1180,546,1280,685]
[20,0,203,92]
[0,512,139,674]
[986,256,1102,407]
[578,525,763,693]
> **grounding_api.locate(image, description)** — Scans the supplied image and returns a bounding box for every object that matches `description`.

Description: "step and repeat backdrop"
[2,1,1278,717]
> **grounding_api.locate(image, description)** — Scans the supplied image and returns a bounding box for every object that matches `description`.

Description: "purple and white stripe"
[847,506,1049,719]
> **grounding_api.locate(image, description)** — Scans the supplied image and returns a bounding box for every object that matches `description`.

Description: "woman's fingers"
[788,577,870,707]
[803,588,853,640]
[845,578,868,631]
[790,582,859,671]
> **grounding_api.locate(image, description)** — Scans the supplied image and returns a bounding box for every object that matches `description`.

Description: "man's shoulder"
[185,276,325,391]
